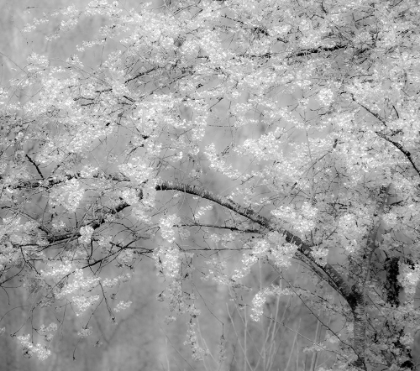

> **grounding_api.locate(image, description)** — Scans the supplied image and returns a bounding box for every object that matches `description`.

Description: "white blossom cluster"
[17,334,51,361]
[26,52,49,71]
[111,76,130,98]
[201,257,229,286]
[77,326,93,337]
[250,287,271,322]
[159,214,180,244]
[38,323,57,335]
[383,212,398,227]
[120,188,139,205]
[101,273,131,288]
[49,179,84,213]
[236,129,283,162]
[97,235,112,250]
[80,165,98,177]
[232,233,298,282]
[141,181,158,210]
[190,107,208,142]
[398,263,420,297]
[232,242,265,282]
[0,241,19,272]
[178,227,191,241]
[55,269,100,299]
[131,203,152,223]
[272,202,317,235]
[1,163,30,188]
[154,244,181,280]
[163,280,183,312]
[22,17,49,33]
[164,315,177,324]
[116,249,134,266]
[193,203,213,221]
[250,285,292,322]
[303,343,327,354]
[269,241,299,268]
[72,295,100,316]
[41,262,101,316]
[204,144,241,179]
[118,157,153,184]
[41,260,74,279]
[78,225,94,245]
[159,278,201,319]
[337,213,364,254]
[38,323,57,342]
[0,217,39,259]
[198,28,227,64]
[184,321,208,361]
[114,300,132,313]
[51,218,66,231]
[318,88,334,106]
[310,245,329,267]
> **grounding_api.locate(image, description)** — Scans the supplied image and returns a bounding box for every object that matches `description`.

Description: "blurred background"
[0,1,334,370]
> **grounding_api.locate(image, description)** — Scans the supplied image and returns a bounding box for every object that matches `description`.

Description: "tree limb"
[25,154,44,179]
[25,176,357,308]
[157,182,357,307]
[349,93,420,177]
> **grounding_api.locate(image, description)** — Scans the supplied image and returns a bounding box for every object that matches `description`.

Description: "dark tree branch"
[179,223,262,234]
[375,132,420,177]
[157,182,357,307]
[45,201,130,245]
[25,154,44,179]
[23,176,356,308]
[348,93,387,125]
[349,94,420,177]
[292,44,347,57]
[124,67,158,84]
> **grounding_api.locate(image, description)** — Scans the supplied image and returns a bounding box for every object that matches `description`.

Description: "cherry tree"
[1,0,420,369]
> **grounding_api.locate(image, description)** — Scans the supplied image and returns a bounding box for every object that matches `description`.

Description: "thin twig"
[25,154,44,179]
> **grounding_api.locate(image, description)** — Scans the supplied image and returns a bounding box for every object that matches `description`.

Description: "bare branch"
[349,93,420,177]
[25,154,44,179]
[375,132,420,177]
[178,223,262,234]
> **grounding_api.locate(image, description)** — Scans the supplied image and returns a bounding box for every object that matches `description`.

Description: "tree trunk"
[352,297,367,370]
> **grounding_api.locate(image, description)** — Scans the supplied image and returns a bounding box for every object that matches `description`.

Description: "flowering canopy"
[1,0,420,369]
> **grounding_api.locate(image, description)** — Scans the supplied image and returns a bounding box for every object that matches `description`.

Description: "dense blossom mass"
[0,0,420,369]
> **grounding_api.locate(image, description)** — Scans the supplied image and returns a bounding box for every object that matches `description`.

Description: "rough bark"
[352,294,367,370]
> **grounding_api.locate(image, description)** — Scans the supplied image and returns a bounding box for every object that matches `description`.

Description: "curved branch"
[375,132,420,177]
[25,154,44,179]
[25,176,356,307]
[179,223,262,234]
[157,182,357,307]
[348,93,420,177]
